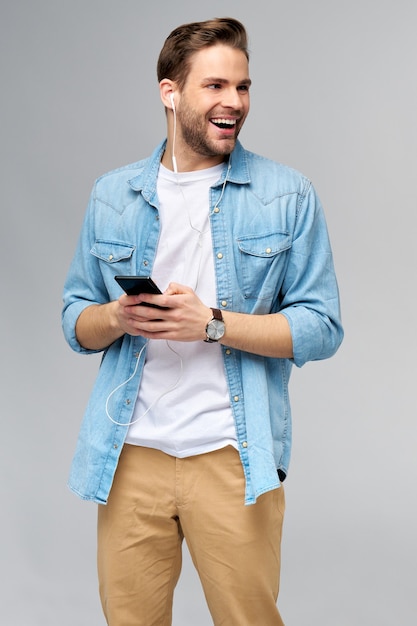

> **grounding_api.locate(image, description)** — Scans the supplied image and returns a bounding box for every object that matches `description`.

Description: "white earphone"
[170,92,178,172]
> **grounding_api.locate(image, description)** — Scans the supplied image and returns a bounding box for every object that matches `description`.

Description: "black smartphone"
[114,275,166,309]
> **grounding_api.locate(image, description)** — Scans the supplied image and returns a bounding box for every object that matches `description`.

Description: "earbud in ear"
[170,93,175,111]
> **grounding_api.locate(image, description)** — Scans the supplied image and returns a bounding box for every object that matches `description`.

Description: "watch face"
[207,319,225,341]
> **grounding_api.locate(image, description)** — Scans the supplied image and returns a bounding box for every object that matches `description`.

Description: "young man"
[62,17,343,626]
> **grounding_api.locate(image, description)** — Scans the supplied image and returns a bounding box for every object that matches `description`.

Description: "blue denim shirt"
[62,139,343,505]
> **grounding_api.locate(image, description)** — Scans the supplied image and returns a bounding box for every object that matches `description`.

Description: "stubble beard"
[177,103,241,159]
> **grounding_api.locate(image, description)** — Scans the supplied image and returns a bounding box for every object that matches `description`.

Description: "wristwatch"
[204,308,225,343]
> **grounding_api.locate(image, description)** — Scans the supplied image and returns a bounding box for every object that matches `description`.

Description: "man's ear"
[160,79,177,110]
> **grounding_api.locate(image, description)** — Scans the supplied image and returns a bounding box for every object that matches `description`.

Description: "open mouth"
[210,118,237,130]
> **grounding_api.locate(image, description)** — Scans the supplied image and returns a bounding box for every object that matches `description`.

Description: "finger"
[164,282,193,296]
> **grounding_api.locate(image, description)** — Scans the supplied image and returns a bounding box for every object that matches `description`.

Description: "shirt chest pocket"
[91,240,136,275]
[237,232,292,301]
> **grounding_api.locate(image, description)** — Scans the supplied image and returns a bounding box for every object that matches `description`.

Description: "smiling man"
[62,17,343,626]
[160,43,251,167]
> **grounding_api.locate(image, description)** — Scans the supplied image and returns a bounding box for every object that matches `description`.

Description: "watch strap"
[211,308,223,322]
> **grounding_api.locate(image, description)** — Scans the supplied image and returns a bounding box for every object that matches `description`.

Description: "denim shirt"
[62,139,343,505]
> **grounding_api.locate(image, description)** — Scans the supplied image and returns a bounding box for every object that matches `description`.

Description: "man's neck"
[161,144,226,173]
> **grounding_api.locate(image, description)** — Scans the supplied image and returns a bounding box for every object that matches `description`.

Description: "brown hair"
[157,17,249,90]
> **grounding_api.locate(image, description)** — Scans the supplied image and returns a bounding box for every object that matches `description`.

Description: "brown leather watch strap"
[211,308,223,321]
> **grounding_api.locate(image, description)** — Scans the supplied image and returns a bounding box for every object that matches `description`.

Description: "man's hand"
[119,282,212,342]
[75,283,212,350]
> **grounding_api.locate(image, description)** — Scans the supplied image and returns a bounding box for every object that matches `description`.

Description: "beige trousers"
[97,444,286,626]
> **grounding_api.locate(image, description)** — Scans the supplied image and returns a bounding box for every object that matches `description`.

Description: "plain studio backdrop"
[1,1,416,624]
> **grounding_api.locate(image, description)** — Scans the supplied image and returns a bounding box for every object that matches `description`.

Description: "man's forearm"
[220,311,293,359]
[75,302,124,351]
[75,295,294,358]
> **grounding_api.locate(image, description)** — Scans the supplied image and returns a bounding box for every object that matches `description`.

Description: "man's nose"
[222,88,245,110]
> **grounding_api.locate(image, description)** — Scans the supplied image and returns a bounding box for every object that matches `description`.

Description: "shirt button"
[234,396,239,402]
[265,247,272,254]
[213,207,220,213]
[113,444,118,449]
[126,399,131,405]
[143,260,149,266]
[242,441,248,448]
[108,254,114,261]
[217,252,223,259]
[221,300,227,307]
[225,349,231,355]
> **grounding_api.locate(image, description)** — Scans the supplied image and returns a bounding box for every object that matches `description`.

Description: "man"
[62,17,343,626]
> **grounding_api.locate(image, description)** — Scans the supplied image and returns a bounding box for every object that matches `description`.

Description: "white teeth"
[212,118,236,126]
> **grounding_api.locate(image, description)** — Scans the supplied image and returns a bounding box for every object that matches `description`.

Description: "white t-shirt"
[125,163,237,457]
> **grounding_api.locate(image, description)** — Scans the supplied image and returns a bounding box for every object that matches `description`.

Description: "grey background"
[1,1,416,624]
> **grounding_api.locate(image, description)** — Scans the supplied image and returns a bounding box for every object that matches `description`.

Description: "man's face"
[175,44,251,162]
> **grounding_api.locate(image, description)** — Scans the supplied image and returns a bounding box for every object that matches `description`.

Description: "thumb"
[164,282,193,296]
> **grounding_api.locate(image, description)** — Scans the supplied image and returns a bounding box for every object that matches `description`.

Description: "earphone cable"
[105,340,184,427]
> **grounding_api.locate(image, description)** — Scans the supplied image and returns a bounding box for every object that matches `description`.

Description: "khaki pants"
[98,444,286,626]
